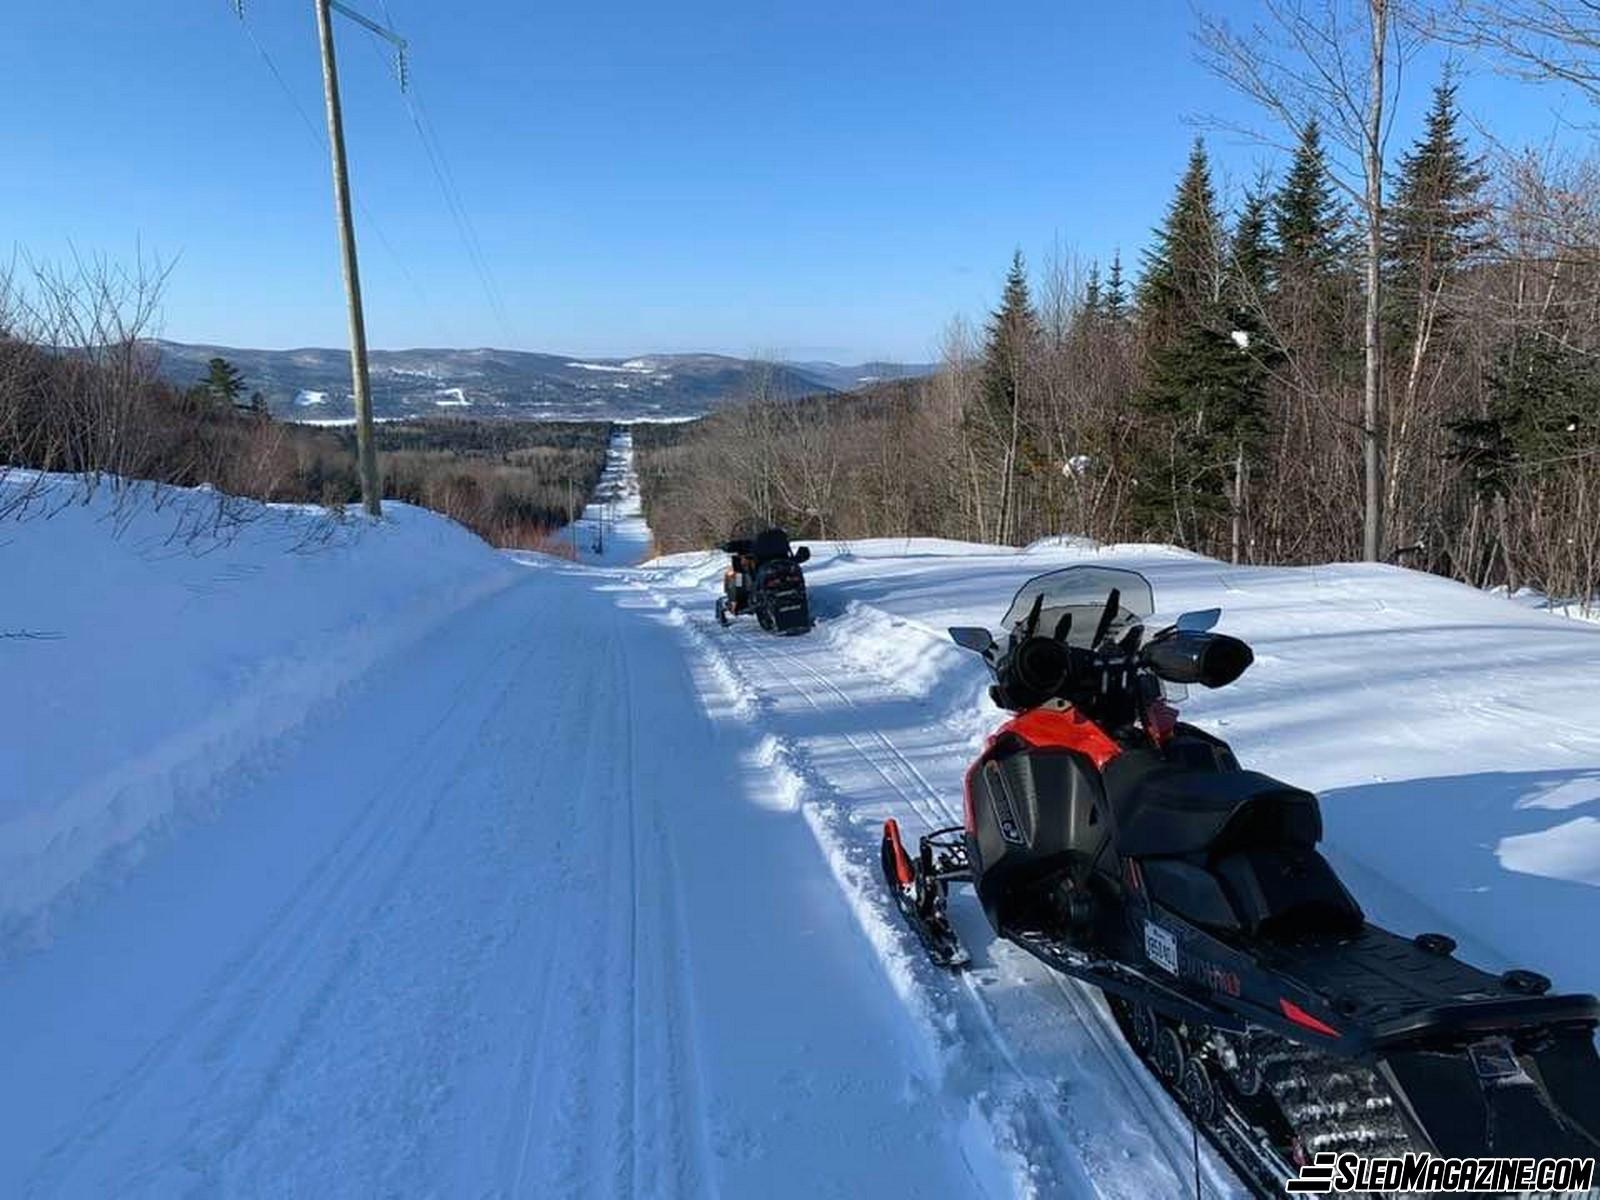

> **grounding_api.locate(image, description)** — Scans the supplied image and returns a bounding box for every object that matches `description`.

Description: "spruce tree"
[1139,139,1225,339]
[1084,260,1103,318]
[1105,251,1128,322]
[971,250,1041,541]
[1230,185,1273,312]
[1133,144,1266,545]
[1451,339,1600,498]
[1268,120,1357,386]
[981,250,1039,418]
[202,357,246,408]
[1384,79,1488,338]
[1272,120,1350,281]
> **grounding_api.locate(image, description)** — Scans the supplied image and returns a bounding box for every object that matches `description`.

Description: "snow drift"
[0,473,517,950]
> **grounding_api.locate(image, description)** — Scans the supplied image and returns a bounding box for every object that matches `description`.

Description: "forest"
[639,2,1600,605]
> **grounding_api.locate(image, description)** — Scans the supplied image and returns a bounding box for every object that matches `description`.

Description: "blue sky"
[3,2,1589,362]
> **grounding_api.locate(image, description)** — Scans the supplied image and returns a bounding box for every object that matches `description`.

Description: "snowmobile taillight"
[883,819,916,888]
[1279,998,1340,1038]
[1123,858,1144,893]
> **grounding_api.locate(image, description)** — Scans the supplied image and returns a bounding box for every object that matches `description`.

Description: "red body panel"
[963,705,1125,834]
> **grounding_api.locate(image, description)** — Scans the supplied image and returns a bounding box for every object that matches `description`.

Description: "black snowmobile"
[881,566,1600,1196]
[715,524,812,634]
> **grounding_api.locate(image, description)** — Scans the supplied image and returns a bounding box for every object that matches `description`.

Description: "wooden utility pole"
[313,0,403,518]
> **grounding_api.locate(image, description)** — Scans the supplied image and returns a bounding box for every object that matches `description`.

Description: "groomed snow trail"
[0,473,1008,1195]
[14,433,1597,1199]
[571,428,654,567]
[638,567,1245,1200]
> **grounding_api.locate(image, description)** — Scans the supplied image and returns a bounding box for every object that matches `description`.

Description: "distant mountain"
[783,360,936,391]
[143,341,934,423]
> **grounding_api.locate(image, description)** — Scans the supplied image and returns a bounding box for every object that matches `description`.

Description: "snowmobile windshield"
[999,567,1155,649]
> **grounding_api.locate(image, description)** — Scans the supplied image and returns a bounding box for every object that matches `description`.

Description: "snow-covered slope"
[0,475,519,950]
[5,438,1598,1199]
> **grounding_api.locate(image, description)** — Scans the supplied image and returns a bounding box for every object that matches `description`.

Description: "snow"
[4,433,1599,1198]
[562,426,653,567]
[0,473,518,949]
[641,531,1600,1194]
[565,360,658,375]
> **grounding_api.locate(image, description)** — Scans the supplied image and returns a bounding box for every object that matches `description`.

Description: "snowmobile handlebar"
[989,628,1252,713]
[1140,629,1253,689]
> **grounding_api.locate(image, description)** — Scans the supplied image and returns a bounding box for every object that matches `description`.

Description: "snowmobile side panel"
[963,744,1109,931]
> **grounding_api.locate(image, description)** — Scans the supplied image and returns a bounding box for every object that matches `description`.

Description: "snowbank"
[0,473,518,950]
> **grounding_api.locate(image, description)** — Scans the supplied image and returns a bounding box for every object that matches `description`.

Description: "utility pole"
[313,0,406,518]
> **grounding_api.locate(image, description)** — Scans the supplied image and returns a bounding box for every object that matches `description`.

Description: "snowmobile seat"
[1103,752,1322,859]
[751,527,793,563]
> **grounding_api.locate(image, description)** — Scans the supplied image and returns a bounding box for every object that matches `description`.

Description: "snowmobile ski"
[880,820,970,969]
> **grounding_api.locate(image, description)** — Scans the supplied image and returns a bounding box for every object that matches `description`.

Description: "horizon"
[142,336,930,368]
[6,3,1595,361]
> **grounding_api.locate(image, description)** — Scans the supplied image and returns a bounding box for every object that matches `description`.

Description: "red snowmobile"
[881,566,1600,1196]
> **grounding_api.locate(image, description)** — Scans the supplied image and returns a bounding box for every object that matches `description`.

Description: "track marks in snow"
[25,592,540,1197]
[647,584,1245,1199]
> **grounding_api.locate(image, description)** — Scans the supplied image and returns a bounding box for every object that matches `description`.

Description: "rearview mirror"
[949,626,995,654]
[1175,608,1221,633]
[794,545,811,564]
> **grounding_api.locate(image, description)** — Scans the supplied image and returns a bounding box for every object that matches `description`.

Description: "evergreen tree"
[1450,339,1600,499]
[1105,251,1128,321]
[970,250,1041,541]
[1083,260,1103,318]
[1132,146,1267,544]
[1384,79,1489,338]
[1226,184,1280,393]
[1138,139,1225,338]
[1272,120,1350,281]
[202,357,246,408]
[1134,324,1270,538]
[981,250,1040,416]
[1268,120,1356,384]
[1230,185,1273,312]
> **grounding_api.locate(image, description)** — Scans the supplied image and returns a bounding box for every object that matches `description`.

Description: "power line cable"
[361,1,517,344]
[228,3,445,333]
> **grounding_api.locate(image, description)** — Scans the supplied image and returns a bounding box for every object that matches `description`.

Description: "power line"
[227,2,444,330]
[362,0,517,343]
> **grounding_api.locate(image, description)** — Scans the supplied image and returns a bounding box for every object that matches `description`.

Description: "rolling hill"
[144,340,933,423]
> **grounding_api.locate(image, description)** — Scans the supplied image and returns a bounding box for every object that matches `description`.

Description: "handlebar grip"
[1142,631,1253,688]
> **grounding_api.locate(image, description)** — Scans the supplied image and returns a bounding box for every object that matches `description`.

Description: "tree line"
[0,259,609,550]
[640,4,1600,606]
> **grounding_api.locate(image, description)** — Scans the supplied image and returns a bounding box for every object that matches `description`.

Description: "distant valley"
[144,340,932,422]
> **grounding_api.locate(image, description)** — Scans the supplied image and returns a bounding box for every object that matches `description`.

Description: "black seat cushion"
[1104,749,1322,858]
[751,527,793,561]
